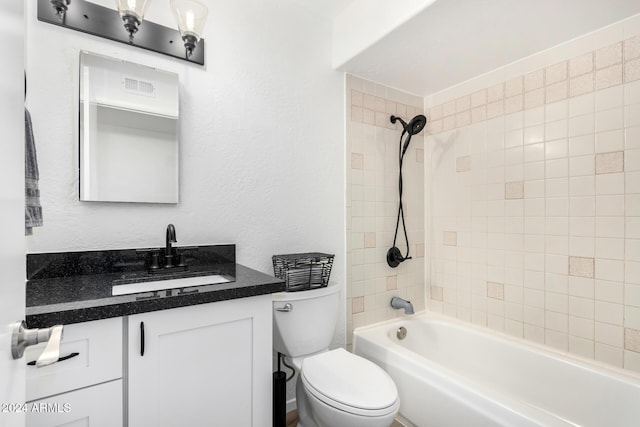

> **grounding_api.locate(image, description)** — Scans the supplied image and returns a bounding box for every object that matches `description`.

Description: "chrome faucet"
[165,224,177,268]
[390,296,414,315]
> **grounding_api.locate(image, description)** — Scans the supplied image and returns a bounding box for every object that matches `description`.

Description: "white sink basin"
[112,275,231,296]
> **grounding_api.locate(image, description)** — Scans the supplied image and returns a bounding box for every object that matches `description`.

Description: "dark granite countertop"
[26,246,285,328]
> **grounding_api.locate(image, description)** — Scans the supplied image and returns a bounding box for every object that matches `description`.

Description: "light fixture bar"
[37,0,205,65]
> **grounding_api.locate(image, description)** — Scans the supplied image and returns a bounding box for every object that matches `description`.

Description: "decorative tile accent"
[487,100,504,118]
[505,181,524,199]
[352,90,363,107]
[596,151,624,174]
[505,95,524,113]
[487,281,505,300]
[525,88,545,109]
[431,286,444,301]
[625,328,640,353]
[431,104,443,120]
[456,95,471,112]
[570,53,594,78]
[595,64,623,90]
[456,111,471,127]
[525,69,544,92]
[364,232,376,248]
[626,59,640,83]
[569,256,595,278]
[546,81,568,104]
[387,276,397,291]
[546,61,568,85]
[472,106,487,123]
[505,76,524,97]
[626,36,640,61]
[351,153,363,169]
[456,156,472,172]
[471,89,487,108]
[595,42,622,69]
[352,296,364,314]
[443,231,458,246]
[416,243,425,258]
[570,73,594,97]
[351,106,363,122]
[487,83,505,103]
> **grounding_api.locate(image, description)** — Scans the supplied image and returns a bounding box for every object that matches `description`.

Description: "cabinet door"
[26,379,122,427]
[128,294,272,427]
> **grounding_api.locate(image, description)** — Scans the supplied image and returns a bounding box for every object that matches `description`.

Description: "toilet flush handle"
[275,303,293,312]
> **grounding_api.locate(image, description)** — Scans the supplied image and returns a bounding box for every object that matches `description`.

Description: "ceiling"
[337,0,640,96]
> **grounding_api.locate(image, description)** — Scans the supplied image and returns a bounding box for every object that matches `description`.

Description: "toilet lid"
[300,348,398,416]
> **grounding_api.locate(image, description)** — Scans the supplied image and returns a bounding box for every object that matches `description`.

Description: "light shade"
[116,0,152,22]
[171,0,208,40]
[116,0,152,38]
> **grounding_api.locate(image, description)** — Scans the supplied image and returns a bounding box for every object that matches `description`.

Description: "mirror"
[79,51,179,203]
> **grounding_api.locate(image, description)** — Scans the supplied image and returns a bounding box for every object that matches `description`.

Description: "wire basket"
[272,252,334,292]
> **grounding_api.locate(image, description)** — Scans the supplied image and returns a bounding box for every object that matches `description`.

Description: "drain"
[396,326,407,340]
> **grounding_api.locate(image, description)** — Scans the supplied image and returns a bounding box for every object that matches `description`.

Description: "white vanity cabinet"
[25,317,123,427]
[127,294,273,427]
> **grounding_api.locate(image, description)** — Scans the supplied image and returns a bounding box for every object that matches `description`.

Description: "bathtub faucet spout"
[391,297,414,315]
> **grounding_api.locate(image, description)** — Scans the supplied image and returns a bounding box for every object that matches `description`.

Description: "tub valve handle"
[276,303,293,312]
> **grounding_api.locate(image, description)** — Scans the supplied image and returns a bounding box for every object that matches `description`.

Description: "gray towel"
[25,107,42,235]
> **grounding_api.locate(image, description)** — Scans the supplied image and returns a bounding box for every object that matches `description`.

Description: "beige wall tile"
[352,296,364,314]
[570,73,594,97]
[569,256,595,278]
[471,89,487,108]
[625,328,640,353]
[416,243,425,258]
[626,59,640,83]
[351,153,363,169]
[525,69,544,92]
[456,95,471,112]
[364,231,376,248]
[546,81,568,104]
[487,100,504,118]
[387,276,397,291]
[596,42,623,69]
[570,52,594,78]
[505,76,524,98]
[626,35,640,61]
[352,90,363,107]
[487,83,505,103]
[546,62,568,85]
[525,88,544,109]
[457,156,472,172]
[456,111,471,127]
[443,231,458,246]
[431,286,444,301]
[443,100,456,117]
[505,181,524,199]
[416,148,424,163]
[595,64,623,90]
[505,94,524,113]
[430,104,443,120]
[488,282,505,300]
[596,151,624,174]
[472,105,487,123]
[351,106,363,122]
[363,108,375,125]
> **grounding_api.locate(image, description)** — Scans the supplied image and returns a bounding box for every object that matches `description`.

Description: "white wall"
[24,0,347,399]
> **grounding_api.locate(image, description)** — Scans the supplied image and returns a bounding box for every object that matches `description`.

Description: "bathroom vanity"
[24,245,284,427]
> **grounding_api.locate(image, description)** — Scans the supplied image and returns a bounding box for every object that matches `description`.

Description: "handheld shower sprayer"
[387,114,428,268]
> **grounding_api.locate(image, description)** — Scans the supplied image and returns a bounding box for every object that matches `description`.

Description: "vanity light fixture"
[116,0,152,41]
[49,0,70,19]
[171,0,209,58]
[37,0,206,65]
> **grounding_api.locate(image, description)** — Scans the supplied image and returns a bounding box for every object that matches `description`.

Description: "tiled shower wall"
[424,16,640,373]
[346,76,425,348]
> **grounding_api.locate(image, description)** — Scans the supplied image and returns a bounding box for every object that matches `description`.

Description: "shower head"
[390,114,427,136]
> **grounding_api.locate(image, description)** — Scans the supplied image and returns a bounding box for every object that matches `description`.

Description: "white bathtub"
[353,313,640,427]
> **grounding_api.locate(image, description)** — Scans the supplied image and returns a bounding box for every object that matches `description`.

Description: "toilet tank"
[272,282,341,358]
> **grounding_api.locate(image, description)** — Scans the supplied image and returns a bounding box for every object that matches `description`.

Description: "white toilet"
[273,282,400,427]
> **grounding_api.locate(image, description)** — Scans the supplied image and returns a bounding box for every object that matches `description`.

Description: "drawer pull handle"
[27,352,79,366]
[140,321,145,357]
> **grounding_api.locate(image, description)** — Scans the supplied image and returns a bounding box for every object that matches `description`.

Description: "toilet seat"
[300,348,399,417]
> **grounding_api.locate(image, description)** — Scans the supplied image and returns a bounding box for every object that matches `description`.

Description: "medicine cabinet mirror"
[79,51,179,203]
